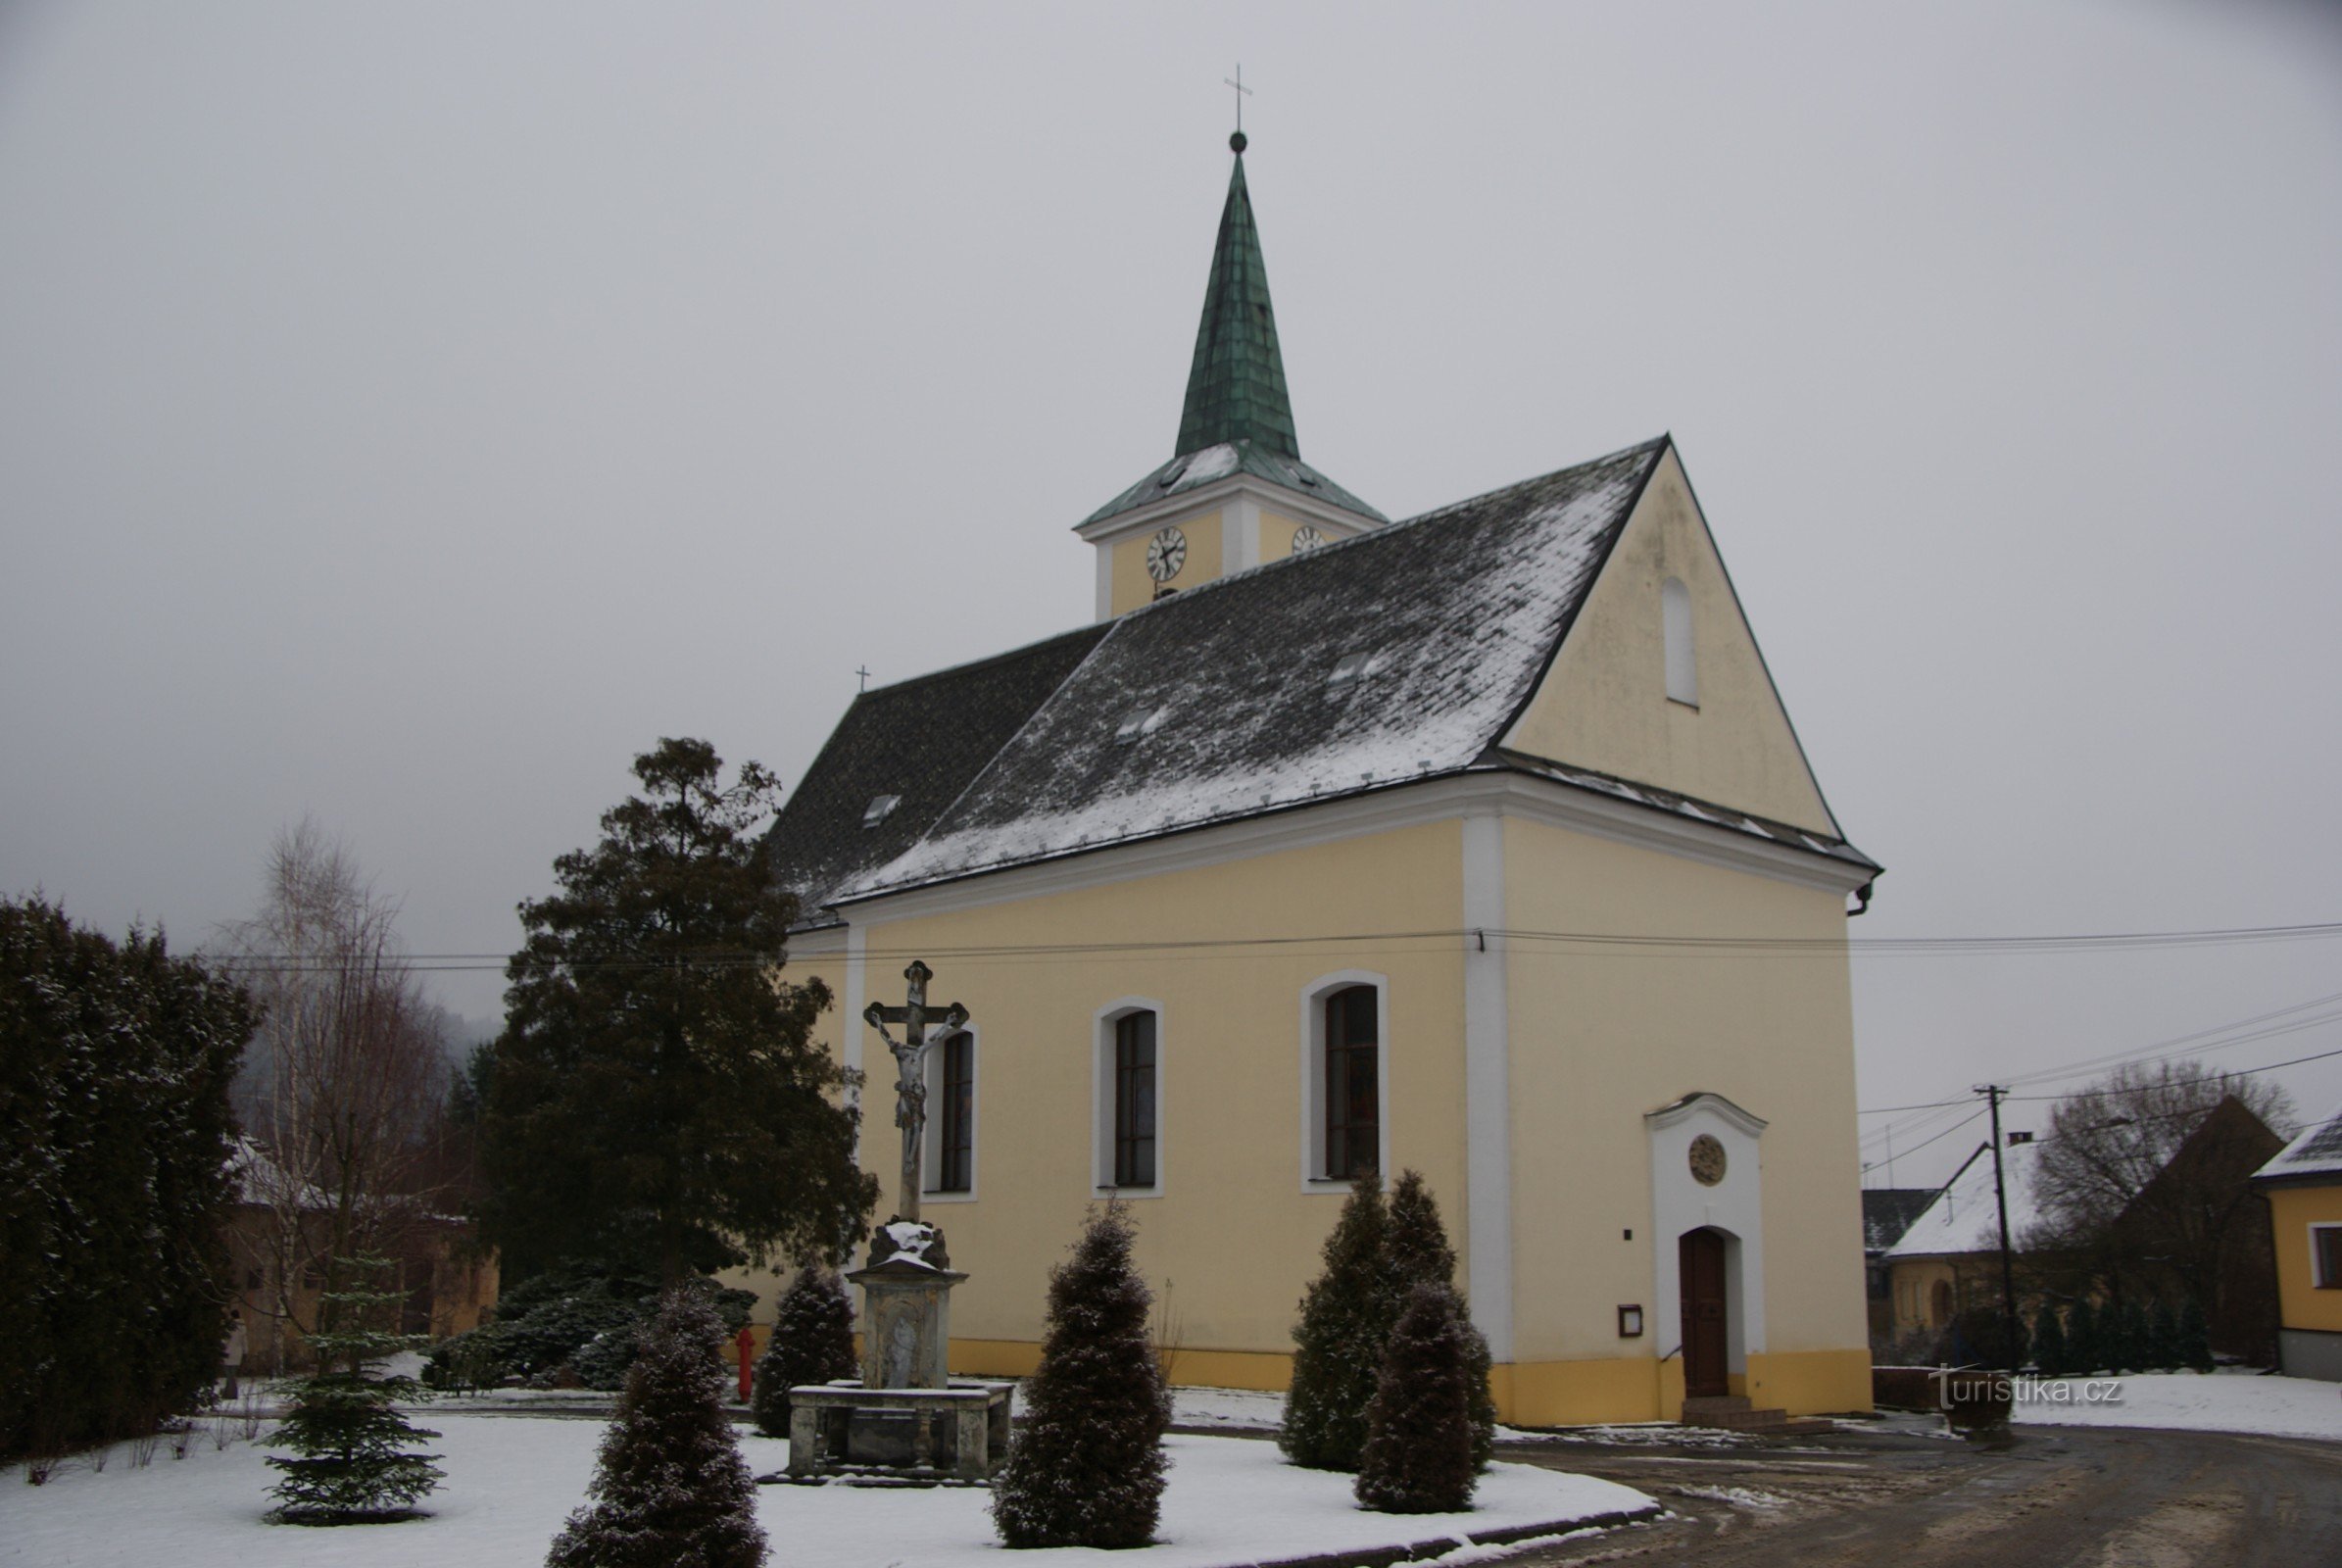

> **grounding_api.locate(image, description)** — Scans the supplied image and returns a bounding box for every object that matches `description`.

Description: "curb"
[1237,1504,1667,1568]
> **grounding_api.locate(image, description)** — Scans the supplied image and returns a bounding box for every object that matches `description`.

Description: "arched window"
[921,1028,976,1199]
[1323,985,1380,1181]
[1662,576,1697,707]
[1094,1001,1163,1195]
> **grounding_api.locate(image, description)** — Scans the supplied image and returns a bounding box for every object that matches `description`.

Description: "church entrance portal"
[1679,1228,1730,1399]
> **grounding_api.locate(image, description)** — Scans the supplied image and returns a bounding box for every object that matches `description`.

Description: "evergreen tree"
[1355,1283,1480,1515]
[749,1264,856,1438]
[0,899,251,1463]
[2108,1298,2146,1373]
[266,1256,444,1524]
[2029,1302,2069,1379]
[2146,1298,2180,1371]
[1280,1177,1394,1472]
[2177,1298,2215,1373]
[1384,1170,1497,1470]
[548,1286,766,1568]
[2066,1297,2100,1374]
[478,740,876,1283]
[992,1206,1167,1550]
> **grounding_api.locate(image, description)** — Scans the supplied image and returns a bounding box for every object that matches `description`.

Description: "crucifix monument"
[786,958,1009,1482]
[862,958,967,1226]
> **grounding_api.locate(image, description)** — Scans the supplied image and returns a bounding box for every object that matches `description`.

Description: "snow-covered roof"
[2257,1100,2342,1184]
[227,1136,326,1210]
[767,436,1876,916]
[1883,1140,2049,1260]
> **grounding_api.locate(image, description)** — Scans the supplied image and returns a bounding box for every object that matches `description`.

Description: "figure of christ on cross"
[862,960,969,1225]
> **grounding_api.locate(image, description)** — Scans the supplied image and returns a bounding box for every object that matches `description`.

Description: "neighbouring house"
[1860,1188,1936,1346]
[1881,1137,2044,1354]
[2251,1099,2342,1382]
[1888,1098,2284,1364]
[731,130,1882,1427]
[224,1140,497,1372]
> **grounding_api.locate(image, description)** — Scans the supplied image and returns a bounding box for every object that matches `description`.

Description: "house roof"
[768,436,1877,917]
[1862,1188,1938,1253]
[1883,1141,2048,1260]
[2257,1099,2342,1184]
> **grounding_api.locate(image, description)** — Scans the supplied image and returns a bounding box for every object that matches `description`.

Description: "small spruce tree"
[2145,1298,2180,1371]
[1384,1171,1498,1470]
[992,1204,1167,1549]
[266,1255,444,1524]
[2066,1298,2100,1374]
[2112,1298,2148,1374]
[2029,1302,2069,1379]
[749,1264,857,1439]
[2177,1298,2215,1373]
[547,1286,766,1568]
[1356,1283,1480,1515]
[1280,1178,1394,1471]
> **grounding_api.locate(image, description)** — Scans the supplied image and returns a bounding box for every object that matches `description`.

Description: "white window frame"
[1662,575,1698,708]
[920,1024,978,1203]
[1298,970,1391,1193]
[1093,998,1165,1199]
[2312,1222,2342,1289]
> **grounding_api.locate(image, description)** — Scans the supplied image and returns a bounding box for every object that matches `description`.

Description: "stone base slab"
[786,1380,1013,1482]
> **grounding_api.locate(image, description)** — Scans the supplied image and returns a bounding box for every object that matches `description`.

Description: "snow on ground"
[2013,1371,2342,1443]
[0,1413,1654,1568]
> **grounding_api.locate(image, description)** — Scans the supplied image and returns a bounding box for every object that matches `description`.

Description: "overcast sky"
[5,1,2338,1186]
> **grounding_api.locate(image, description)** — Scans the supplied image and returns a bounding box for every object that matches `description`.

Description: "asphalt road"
[1498,1420,2342,1567]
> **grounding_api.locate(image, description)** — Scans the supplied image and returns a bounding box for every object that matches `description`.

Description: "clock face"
[1688,1134,1728,1187]
[1291,524,1326,554]
[1146,526,1188,582]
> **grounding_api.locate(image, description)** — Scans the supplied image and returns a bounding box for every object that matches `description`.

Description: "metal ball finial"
[1230,129,1247,155]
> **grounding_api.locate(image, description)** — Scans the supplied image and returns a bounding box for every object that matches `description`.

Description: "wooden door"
[1680,1228,1730,1398]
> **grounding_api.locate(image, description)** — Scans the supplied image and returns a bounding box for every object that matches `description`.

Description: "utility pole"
[1976,1083,2022,1370]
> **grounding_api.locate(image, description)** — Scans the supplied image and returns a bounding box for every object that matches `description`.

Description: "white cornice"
[828,767,1872,928]
[1645,1090,1770,1138]
[1074,472,1382,546]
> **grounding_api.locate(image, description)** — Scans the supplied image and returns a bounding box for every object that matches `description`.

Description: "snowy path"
[0,1414,1654,1568]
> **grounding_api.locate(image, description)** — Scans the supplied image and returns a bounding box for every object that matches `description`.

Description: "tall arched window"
[936,1031,973,1193]
[1323,985,1380,1180]
[1113,1011,1157,1188]
[1662,576,1697,707]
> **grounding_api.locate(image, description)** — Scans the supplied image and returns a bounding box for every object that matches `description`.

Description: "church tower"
[1076,133,1386,619]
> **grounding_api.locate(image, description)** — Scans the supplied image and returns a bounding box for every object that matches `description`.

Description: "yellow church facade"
[741,138,1878,1426]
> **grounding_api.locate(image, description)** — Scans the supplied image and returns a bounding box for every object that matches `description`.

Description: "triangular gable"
[1500,443,1841,838]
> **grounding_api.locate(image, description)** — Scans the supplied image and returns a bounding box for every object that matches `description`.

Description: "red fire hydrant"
[737,1324,756,1403]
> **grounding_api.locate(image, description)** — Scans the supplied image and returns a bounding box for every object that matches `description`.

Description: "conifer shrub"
[1384,1171,1497,1470]
[2145,1298,2180,1371]
[1355,1283,1479,1514]
[265,1256,443,1524]
[547,1286,766,1568]
[749,1264,857,1438]
[2028,1302,2070,1378]
[992,1205,1167,1550]
[423,1262,756,1392]
[2065,1298,2101,1374]
[2177,1298,2215,1373]
[1280,1178,1394,1472]
[2108,1298,2147,1374]
[0,900,251,1464]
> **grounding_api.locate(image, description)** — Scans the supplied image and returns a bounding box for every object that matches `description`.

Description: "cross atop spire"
[1175,134,1298,461]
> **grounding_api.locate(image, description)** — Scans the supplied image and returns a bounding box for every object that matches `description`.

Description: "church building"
[752,132,1880,1426]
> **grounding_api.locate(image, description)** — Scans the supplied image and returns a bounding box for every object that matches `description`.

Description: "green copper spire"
[1176,134,1299,460]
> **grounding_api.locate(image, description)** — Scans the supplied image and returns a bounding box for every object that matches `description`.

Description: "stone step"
[1679,1395,1753,1415]
[1679,1400,1832,1436]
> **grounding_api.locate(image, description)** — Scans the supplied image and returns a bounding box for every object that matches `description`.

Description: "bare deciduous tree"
[219,821,454,1370]
[2024,1058,2293,1359]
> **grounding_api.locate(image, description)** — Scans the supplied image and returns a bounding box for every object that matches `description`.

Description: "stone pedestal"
[849,1255,961,1391]
[777,1218,1011,1482]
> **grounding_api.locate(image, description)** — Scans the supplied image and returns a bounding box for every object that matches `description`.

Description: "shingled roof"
[763,624,1107,923]
[2257,1099,2342,1184]
[768,436,1877,917]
